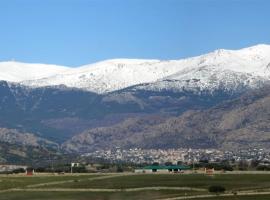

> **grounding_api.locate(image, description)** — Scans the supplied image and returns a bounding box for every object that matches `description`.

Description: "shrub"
[116,166,123,173]
[256,165,270,171]
[12,168,26,174]
[208,185,226,193]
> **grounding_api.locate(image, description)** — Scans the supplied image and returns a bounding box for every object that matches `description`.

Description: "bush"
[12,168,26,174]
[256,165,270,171]
[35,167,46,172]
[116,166,123,173]
[72,166,87,173]
[208,185,226,193]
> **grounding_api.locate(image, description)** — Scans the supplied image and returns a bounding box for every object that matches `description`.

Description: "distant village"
[82,148,270,167]
[1,148,270,174]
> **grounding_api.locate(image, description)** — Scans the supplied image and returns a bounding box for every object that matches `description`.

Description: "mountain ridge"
[0,44,270,94]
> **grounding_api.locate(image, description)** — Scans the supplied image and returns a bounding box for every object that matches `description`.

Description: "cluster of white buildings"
[0,164,27,172]
[83,148,225,164]
[83,147,270,165]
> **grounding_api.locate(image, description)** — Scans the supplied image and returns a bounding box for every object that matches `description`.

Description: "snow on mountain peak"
[0,44,270,94]
[0,61,69,82]
[23,59,182,93]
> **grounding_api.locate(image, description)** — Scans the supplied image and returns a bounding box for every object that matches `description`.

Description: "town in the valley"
[1,148,270,174]
[83,148,270,165]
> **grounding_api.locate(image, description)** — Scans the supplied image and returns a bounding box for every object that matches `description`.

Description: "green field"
[0,174,103,190]
[1,173,270,200]
[37,174,270,190]
[0,190,192,200]
[2,192,270,200]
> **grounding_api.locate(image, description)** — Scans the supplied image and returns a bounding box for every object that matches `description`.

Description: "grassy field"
[0,190,194,200]
[38,174,270,190]
[0,174,103,190]
[2,191,270,200]
[1,173,270,199]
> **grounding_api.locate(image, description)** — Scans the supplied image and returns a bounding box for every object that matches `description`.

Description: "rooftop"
[141,165,190,170]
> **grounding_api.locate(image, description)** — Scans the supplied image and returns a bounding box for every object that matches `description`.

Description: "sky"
[0,0,270,67]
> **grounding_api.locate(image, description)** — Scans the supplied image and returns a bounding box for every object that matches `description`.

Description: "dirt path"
[0,187,207,193]
[10,187,207,192]
[158,191,270,200]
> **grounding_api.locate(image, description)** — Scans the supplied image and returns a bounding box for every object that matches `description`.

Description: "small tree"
[208,185,226,194]
[238,160,248,171]
[116,166,123,173]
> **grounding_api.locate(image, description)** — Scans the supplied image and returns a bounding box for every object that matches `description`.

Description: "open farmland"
[1,173,270,200]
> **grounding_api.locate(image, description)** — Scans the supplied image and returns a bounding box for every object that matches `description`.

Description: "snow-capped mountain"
[134,66,270,94]
[2,44,270,155]
[22,59,186,93]
[0,61,69,82]
[1,44,270,94]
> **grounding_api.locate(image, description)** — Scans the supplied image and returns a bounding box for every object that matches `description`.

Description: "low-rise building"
[135,165,190,173]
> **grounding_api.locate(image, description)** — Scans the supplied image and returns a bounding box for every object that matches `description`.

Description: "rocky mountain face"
[0,128,61,165]
[63,86,270,152]
[0,80,238,142]
[0,128,57,147]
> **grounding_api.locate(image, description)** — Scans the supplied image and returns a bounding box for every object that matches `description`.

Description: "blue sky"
[0,0,269,67]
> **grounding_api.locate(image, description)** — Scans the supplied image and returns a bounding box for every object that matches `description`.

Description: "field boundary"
[158,190,270,200]
[0,186,207,193]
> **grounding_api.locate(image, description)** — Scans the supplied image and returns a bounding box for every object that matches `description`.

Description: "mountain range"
[2,44,270,94]
[1,44,270,163]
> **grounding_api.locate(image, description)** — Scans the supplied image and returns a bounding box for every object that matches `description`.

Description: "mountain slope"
[0,128,57,147]
[0,79,241,143]
[0,127,61,165]
[63,86,270,152]
[134,66,270,93]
